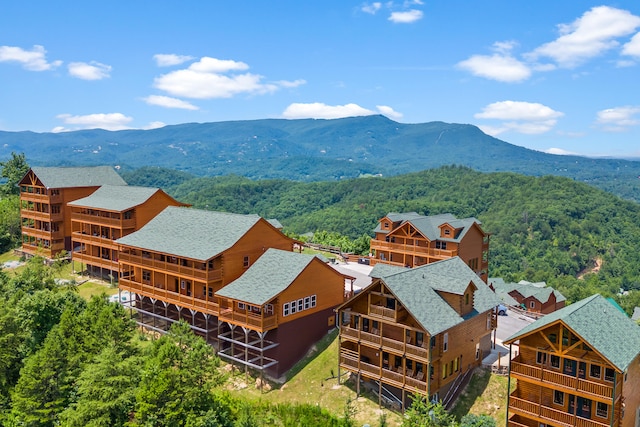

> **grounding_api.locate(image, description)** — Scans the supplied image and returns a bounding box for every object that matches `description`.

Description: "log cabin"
[490,278,566,315]
[68,185,187,279]
[337,257,501,408]
[116,206,297,344]
[216,248,346,378]
[369,213,490,282]
[504,294,640,427]
[19,166,127,258]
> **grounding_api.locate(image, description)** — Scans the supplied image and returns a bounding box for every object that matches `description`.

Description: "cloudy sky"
[1,1,639,158]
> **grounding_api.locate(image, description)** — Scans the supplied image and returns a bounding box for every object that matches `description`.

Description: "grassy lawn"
[450,368,508,424]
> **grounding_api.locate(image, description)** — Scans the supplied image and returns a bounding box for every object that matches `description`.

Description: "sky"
[1,1,640,158]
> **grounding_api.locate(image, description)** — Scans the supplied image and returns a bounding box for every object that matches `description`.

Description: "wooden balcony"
[119,277,219,315]
[340,325,429,361]
[218,308,277,331]
[72,232,119,250]
[370,240,458,259]
[510,360,616,402]
[339,349,428,394]
[369,304,398,321]
[21,241,65,255]
[21,227,64,241]
[509,396,611,427]
[118,252,218,281]
[21,210,63,222]
[72,252,118,270]
[71,212,136,229]
[20,192,62,204]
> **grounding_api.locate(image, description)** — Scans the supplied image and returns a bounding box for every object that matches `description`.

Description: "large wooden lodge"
[369,212,490,282]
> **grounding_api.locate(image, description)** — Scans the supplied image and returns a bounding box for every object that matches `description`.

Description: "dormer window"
[383,222,389,229]
[444,229,450,236]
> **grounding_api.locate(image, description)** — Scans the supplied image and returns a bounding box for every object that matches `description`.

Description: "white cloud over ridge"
[55,113,133,131]
[0,45,62,71]
[389,9,423,24]
[154,53,194,67]
[153,56,304,99]
[475,101,564,135]
[143,95,199,110]
[282,102,402,120]
[68,61,111,80]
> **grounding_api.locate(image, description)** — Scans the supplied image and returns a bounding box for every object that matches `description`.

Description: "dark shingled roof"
[373,257,500,335]
[504,294,640,372]
[116,207,262,261]
[374,212,482,242]
[29,166,127,188]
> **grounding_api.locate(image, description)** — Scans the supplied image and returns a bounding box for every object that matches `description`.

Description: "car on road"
[496,303,508,316]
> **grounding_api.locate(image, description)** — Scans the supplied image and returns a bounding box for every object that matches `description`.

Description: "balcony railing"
[118,252,218,281]
[218,308,277,331]
[370,240,458,259]
[21,227,64,240]
[510,360,616,400]
[71,212,136,228]
[369,304,397,321]
[72,252,118,270]
[20,192,62,204]
[119,278,219,315]
[509,396,611,427]
[71,232,119,249]
[340,326,429,361]
[21,210,64,222]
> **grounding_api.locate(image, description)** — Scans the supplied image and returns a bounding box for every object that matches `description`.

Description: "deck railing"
[218,308,277,331]
[510,396,612,427]
[119,278,219,315]
[118,252,218,281]
[370,240,457,258]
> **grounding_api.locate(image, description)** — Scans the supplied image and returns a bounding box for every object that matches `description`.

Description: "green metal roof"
[373,212,482,242]
[504,294,640,372]
[216,249,319,305]
[67,185,164,211]
[115,207,262,261]
[29,166,127,188]
[489,278,566,304]
[376,257,500,335]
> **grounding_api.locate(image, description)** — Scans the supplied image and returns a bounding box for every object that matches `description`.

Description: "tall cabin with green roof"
[19,166,127,258]
[68,185,187,278]
[370,213,490,282]
[337,257,501,408]
[504,294,640,427]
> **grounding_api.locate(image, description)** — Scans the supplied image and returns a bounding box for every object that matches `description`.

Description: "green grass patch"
[450,368,508,425]
[76,280,118,300]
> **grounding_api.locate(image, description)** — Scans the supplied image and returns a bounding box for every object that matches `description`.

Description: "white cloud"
[68,61,111,80]
[457,53,531,82]
[376,105,403,120]
[526,6,640,68]
[145,121,166,129]
[596,106,640,131]
[143,95,199,110]
[474,101,564,135]
[153,53,194,67]
[544,148,578,155]
[55,113,133,131]
[362,2,382,14]
[388,9,423,24]
[282,103,376,119]
[622,32,640,57]
[153,56,303,99]
[0,45,62,71]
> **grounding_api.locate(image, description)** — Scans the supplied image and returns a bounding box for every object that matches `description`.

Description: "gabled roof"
[489,278,566,304]
[367,257,500,335]
[116,206,263,261]
[216,249,320,305]
[374,212,483,242]
[369,263,406,279]
[504,294,640,372]
[68,185,176,211]
[26,166,127,188]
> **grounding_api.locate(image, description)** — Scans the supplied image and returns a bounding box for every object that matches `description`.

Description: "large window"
[605,368,615,382]
[282,294,317,316]
[536,351,547,365]
[596,402,608,418]
[590,364,601,379]
[553,390,564,405]
[550,355,560,369]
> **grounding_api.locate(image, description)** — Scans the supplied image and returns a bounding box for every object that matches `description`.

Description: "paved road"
[495,308,536,343]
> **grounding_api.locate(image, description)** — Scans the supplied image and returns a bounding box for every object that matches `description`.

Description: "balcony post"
[506,343,512,424]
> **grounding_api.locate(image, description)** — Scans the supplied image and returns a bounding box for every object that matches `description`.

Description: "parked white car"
[496,303,508,316]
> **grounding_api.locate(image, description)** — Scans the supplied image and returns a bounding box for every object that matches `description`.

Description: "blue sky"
[1,1,639,158]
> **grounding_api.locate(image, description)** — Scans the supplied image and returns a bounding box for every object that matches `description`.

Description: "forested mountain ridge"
[3,115,640,201]
[123,165,640,311]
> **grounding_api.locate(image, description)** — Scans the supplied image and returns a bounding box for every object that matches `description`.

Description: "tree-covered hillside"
[124,165,640,309]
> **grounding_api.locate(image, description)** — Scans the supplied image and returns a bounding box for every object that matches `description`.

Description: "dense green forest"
[122,165,640,313]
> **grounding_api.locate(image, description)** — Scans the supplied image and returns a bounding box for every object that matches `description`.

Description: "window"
[142,270,151,282]
[563,359,576,376]
[283,303,290,316]
[243,256,250,268]
[453,357,459,372]
[435,241,447,250]
[311,295,317,307]
[548,333,557,343]
[265,304,274,315]
[238,302,246,310]
[553,390,564,405]
[383,222,389,229]
[475,343,480,360]
[290,302,297,314]
[536,351,547,365]
[443,333,449,352]
[530,301,536,309]
[550,355,560,369]
[465,293,469,305]
[297,299,303,312]
[442,364,447,379]
[208,287,213,298]
[590,364,601,379]
[468,258,478,270]
[304,296,311,309]
[444,229,450,236]
[605,368,615,382]
[596,402,608,418]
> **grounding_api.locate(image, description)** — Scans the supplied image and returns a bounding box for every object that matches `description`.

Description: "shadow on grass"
[450,368,492,419]
[284,328,340,381]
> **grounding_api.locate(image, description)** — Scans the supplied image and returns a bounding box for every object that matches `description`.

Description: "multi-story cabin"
[19,166,127,258]
[504,294,640,427]
[337,257,500,408]
[68,185,187,279]
[116,206,297,343]
[215,248,346,378]
[490,278,566,315]
[369,213,489,282]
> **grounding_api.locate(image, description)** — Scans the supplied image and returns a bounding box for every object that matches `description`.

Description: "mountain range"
[2,115,639,201]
